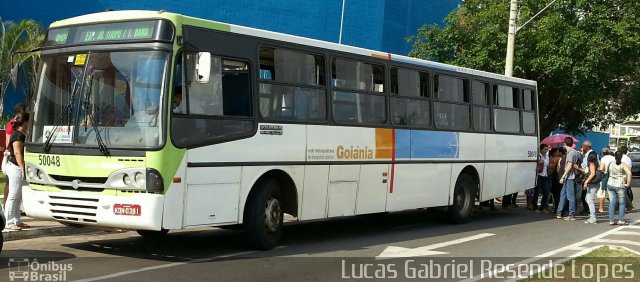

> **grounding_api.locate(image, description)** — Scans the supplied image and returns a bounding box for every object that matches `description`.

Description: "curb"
[2,225,99,241]
[2,224,100,241]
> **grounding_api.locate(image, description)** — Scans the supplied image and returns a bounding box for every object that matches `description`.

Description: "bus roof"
[50,10,537,87]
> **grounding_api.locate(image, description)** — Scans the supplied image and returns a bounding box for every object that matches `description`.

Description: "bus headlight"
[134,172,145,188]
[26,167,34,179]
[36,169,43,180]
[123,174,132,185]
[146,168,163,193]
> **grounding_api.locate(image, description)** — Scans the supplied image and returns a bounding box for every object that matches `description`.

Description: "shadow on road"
[59,201,555,262]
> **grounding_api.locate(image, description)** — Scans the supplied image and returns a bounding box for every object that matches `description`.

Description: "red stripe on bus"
[390,129,396,193]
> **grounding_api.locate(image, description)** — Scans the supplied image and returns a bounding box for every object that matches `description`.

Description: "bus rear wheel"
[243,179,283,250]
[447,173,475,223]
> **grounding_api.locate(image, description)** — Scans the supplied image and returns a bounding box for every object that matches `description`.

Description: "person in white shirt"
[619,146,634,211]
[598,148,615,213]
[533,144,552,213]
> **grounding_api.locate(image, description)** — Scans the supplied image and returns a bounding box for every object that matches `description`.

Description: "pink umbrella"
[541,133,579,147]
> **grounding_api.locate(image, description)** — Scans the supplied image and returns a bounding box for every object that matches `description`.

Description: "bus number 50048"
[39,155,61,167]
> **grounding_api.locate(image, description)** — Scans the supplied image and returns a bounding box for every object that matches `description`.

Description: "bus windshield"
[31,50,169,149]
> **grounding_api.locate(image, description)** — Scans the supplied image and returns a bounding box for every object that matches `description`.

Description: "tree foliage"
[0,18,44,115]
[408,0,640,136]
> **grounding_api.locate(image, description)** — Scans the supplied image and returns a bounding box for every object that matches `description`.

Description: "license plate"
[113,204,141,216]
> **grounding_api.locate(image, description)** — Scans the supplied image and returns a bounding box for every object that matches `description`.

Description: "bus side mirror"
[195,52,211,83]
[10,63,19,89]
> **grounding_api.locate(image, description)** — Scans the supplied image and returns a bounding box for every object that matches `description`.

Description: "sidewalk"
[2,216,90,241]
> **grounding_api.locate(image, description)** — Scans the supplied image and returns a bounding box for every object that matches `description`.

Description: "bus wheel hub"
[264,197,281,233]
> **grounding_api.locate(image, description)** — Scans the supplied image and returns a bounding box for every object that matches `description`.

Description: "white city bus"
[23,10,538,249]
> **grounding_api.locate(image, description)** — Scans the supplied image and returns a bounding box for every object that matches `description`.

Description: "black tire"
[447,174,476,223]
[243,179,283,250]
[137,229,169,240]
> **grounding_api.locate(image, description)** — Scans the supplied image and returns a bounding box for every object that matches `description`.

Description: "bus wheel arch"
[243,170,298,250]
[447,167,479,224]
[251,170,298,218]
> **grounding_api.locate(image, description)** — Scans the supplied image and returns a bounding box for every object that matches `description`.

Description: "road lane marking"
[611,230,640,236]
[376,233,494,259]
[73,250,259,282]
[591,239,640,247]
[460,219,640,282]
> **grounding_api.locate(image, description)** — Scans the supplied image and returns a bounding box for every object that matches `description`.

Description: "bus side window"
[259,47,326,121]
[172,53,253,148]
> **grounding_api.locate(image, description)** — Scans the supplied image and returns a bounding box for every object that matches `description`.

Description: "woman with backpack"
[575,152,601,224]
[604,151,632,226]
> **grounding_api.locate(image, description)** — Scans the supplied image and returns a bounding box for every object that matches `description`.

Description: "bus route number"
[527,151,536,157]
[39,155,61,167]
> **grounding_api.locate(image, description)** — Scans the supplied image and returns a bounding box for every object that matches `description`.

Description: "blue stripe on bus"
[411,131,459,158]
[394,130,459,159]
[395,129,412,159]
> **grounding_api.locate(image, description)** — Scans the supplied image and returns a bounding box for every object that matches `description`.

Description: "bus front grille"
[49,175,108,184]
[48,195,99,224]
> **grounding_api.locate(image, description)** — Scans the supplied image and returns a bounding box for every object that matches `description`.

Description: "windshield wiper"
[43,69,83,153]
[81,74,110,157]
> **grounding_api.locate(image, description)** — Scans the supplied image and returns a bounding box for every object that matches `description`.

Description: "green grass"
[521,247,640,281]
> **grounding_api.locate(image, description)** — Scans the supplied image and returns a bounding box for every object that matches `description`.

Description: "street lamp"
[504,0,558,77]
[339,0,346,44]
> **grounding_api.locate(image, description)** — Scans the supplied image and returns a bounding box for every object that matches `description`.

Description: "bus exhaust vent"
[49,195,99,224]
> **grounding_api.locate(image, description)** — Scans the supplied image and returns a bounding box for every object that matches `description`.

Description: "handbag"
[591,170,604,184]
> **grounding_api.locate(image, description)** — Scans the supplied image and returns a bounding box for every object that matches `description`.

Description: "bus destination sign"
[45,20,173,46]
[77,22,154,43]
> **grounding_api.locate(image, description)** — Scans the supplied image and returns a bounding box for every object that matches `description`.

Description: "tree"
[408,0,640,136]
[0,18,43,115]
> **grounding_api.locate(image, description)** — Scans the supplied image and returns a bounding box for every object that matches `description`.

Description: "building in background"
[1,0,460,114]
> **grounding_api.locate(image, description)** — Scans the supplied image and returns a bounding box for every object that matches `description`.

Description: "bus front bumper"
[22,185,164,231]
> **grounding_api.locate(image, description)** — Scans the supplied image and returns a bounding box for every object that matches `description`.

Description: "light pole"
[338,0,346,44]
[504,0,558,77]
[504,0,518,77]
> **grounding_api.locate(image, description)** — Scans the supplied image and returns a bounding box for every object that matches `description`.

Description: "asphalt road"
[1,186,639,282]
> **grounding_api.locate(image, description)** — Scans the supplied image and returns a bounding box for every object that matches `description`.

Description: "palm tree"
[0,18,44,115]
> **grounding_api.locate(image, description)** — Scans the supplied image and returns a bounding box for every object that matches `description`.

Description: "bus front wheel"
[447,174,475,223]
[243,179,283,250]
[137,229,169,240]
